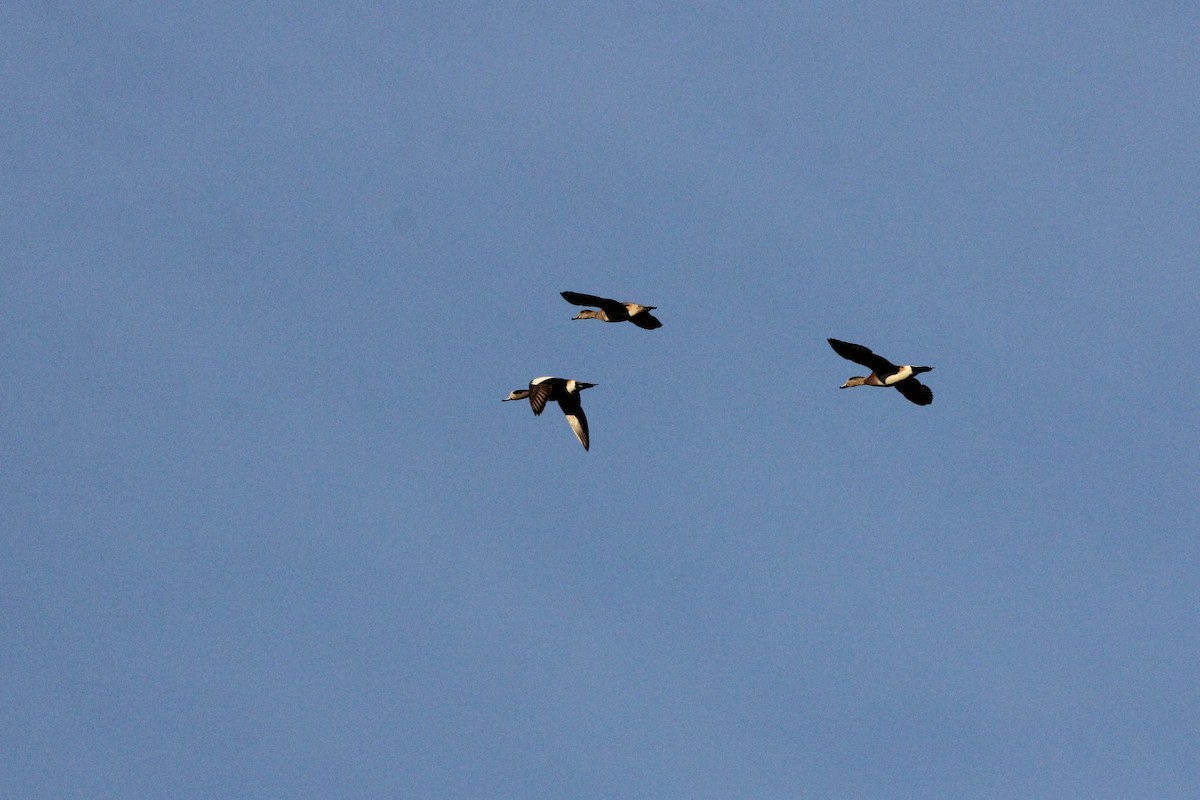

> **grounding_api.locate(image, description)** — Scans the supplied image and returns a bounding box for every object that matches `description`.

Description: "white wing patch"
[563,411,589,450]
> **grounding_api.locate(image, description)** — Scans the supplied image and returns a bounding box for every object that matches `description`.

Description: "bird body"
[503,376,596,450]
[560,291,662,329]
[827,338,934,406]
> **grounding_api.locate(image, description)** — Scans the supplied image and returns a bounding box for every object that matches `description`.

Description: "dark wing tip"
[828,338,897,374]
[631,312,662,329]
[827,337,865,359]
[894,379,933,406]
[827,337,853,355]
[562,291,605,307]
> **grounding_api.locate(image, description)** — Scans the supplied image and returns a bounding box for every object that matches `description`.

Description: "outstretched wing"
[561,291,626,316]
[893,377,933,406]
[827,338,897,375]
[629,310,662,330]
[528,378,556,415]
[556,395,590,450]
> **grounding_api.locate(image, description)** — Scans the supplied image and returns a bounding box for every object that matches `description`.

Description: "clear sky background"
[4,3,1199,798]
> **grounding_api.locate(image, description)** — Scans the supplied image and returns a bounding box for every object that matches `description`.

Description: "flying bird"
[560,291,662,329]
[503,376,596,450]
[827,338,934,406]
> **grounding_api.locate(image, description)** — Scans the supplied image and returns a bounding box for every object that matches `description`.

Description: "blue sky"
[3,3,1199,797]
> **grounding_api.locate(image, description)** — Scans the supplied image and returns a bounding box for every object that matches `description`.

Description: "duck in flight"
[560,291,662,329]
[503,376,596,450]
[827,338,934,406]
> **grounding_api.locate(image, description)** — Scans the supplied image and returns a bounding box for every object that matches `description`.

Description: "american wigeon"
[828,338,934,406]
[561,291,662,329]
[503,376,597,450]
